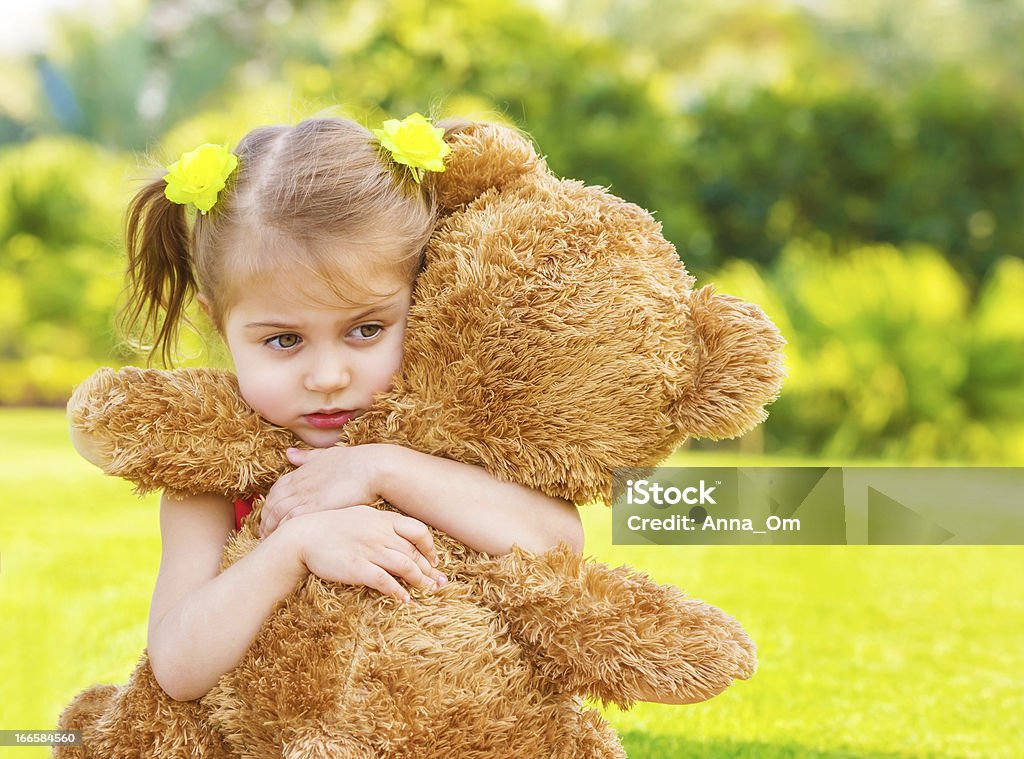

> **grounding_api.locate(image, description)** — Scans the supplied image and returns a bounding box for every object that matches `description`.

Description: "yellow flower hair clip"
[163,143,238,214]
[373,113,452,184]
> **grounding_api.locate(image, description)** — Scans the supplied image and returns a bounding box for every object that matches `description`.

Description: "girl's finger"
[264,500,316,537]
[269,512,294,536]
[392,516,439,567]
[286,447,315,467]
[377,548,437,591]
[393,539,448,587]
[357,563,411,605]
[260,501,290,537]
[259,511,277,538]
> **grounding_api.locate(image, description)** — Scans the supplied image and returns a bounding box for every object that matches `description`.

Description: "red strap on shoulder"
[233,497,255,532]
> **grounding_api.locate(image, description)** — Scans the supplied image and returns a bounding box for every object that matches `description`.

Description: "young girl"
[72,114,583,703]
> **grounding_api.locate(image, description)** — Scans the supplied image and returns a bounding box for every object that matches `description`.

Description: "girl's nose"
[304,352,352,394]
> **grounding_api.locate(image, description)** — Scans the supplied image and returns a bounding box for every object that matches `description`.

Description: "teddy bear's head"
[341,122,786,505]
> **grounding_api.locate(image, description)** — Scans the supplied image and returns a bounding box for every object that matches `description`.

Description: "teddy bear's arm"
[464,545,756,709]
[67,367,295,498]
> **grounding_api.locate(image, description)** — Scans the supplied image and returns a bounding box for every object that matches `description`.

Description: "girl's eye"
[354,324,383,340]
[267,333,301,349]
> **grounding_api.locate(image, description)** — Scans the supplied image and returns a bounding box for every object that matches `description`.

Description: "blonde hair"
[120,115,467,366]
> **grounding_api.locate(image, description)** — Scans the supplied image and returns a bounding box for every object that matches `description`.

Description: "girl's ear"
[196,293,225,336]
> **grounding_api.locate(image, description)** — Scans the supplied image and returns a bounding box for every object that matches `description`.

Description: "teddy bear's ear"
[429,120,547,215]
[676,286,787,439]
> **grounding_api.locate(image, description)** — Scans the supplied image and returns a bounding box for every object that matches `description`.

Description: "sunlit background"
[1,2,1022,757]
[3,0,1023,462]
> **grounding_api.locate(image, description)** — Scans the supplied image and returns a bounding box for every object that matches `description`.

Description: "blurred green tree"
[712,243,1024,463]
[0,137,134,403]
[681,79,1024,283]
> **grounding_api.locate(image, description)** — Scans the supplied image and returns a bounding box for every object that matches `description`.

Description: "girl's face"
[220,270,413,448]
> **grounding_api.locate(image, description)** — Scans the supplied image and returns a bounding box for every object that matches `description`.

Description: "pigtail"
[118,175,196,367]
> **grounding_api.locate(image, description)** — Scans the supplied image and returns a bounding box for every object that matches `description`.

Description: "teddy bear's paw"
[67,366,294,497]
[639,597,759,704]
[466,547,758,708]
[552,708,629,759]
[730,623,759,680]
[52,683,120,758]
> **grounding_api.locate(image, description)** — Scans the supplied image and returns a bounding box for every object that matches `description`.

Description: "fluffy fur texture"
[56,121,785,758]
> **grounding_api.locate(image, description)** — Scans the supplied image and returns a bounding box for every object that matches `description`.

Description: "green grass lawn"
[1,409,1020,758]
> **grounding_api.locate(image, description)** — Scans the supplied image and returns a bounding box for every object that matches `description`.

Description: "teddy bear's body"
[56,121,785,758]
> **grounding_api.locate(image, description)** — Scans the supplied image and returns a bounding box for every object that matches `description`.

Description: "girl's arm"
[148,491,442,701]
[374,445,584,556]
[72,415,582,556]
[262,444,584,556]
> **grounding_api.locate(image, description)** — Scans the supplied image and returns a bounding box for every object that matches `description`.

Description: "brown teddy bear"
[56,122,785,758]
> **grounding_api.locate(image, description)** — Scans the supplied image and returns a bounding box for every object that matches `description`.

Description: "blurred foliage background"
[1,0,1023,463]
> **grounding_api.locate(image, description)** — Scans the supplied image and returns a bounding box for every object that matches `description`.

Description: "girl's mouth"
[303,410,357,429]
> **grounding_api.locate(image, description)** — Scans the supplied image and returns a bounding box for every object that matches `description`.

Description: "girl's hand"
[288,506,446,604]
[261,445,391,538]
